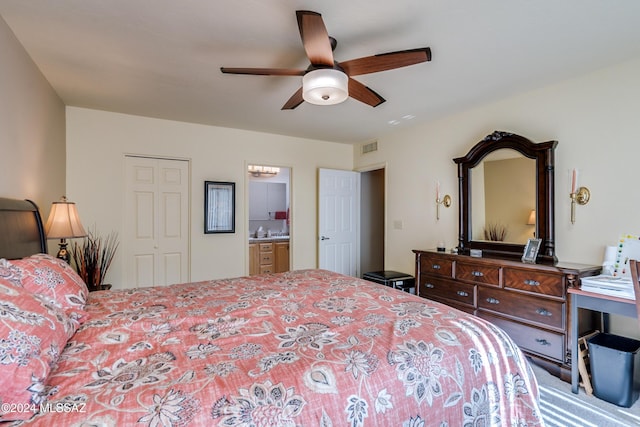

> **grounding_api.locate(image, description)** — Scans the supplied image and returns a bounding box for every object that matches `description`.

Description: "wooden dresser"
[413,249,600,380]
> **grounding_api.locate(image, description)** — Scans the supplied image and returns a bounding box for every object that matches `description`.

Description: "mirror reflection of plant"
[71,226,119,291]
[484,223,508,241]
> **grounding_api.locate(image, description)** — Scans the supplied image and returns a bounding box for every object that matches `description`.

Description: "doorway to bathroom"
[247,165,291,275]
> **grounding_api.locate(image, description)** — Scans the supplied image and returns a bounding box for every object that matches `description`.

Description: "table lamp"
[45,196,87,263]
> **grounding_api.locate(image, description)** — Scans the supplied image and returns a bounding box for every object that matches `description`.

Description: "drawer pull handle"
[457,290,469,297]
[486,297,500,304]
[524,279,540,286]
[471,270,484,277]
[432,264,441,270]
[536,308,552,317]
[535,338,551,346]
[425,283,435,289]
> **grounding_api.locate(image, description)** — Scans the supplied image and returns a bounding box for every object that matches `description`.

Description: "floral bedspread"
[15,269,543,426]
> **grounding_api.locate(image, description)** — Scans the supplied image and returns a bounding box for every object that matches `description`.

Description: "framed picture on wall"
[522,238,542,264]
[204,181,235,233]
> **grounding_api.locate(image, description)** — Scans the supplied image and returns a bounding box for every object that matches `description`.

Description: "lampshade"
[527,209,536,225]
[302,69,349,105]
[45,198,87,239]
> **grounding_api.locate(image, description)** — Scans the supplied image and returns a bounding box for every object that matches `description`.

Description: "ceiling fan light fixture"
[302,69,348,105]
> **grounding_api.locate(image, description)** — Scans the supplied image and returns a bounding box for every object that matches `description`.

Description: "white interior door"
[124,156,190,287]
[318,168,360,277]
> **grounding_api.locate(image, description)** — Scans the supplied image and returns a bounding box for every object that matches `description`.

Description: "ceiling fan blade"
[281,87,305,110]
[340,47,431,76]
[348,78,385,107]
[296,10,334,67]
[220,67,305,76]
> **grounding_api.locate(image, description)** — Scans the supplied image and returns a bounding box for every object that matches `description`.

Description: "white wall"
[0,16,65,217]
[66,107,353,286]
[354,58,640,337]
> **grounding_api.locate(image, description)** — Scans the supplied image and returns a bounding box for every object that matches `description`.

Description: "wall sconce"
[248,165,280,178]
[569,168,590,224]
[435,180,451,220]
[45,196,87,263]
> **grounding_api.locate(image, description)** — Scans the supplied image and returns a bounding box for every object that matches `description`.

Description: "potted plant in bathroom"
[71,226,119,292]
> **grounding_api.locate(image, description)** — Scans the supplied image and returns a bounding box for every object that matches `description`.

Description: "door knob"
[320,236,330,240]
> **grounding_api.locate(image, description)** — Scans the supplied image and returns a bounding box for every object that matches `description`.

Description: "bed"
[0,197,544,426]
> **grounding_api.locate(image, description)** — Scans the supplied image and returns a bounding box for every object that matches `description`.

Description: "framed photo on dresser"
[522,238,542,264]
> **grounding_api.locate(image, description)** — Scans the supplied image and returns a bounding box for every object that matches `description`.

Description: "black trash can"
[362,271,415,294]
[588,332,640,407]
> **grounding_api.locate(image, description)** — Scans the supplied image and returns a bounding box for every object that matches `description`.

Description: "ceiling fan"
[220,10,431,110]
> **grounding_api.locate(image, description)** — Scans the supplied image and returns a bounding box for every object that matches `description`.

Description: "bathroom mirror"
[454,131,558,263]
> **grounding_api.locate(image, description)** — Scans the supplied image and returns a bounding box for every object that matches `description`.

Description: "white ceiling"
[2,0,640,144]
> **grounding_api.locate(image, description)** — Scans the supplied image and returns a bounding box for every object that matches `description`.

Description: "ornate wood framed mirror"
[454,131,558,263]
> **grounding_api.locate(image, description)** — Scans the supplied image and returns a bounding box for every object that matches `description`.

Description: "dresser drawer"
[419,276,475,306]
[259,243,273,252]
[479,312,565,362]
[419,254,453,278]
[504,268,564,298]
[259,265,273,274]
[259,253,273,264]
[425,295,476,315]
[456,261,500,287]
[477,287,564,330]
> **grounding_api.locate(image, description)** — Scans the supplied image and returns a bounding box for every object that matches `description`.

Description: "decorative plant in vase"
[483,223,508,242]
[71,226,119,292]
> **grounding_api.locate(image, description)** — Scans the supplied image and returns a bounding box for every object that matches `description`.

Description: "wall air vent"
[361,140,378,154]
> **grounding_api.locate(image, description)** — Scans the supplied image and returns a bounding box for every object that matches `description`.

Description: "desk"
[568,288,637,394]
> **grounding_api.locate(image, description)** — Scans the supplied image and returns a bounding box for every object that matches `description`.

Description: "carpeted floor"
[531,363,640,426]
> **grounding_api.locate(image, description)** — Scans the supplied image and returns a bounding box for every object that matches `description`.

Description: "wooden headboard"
[0,197,47,260]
